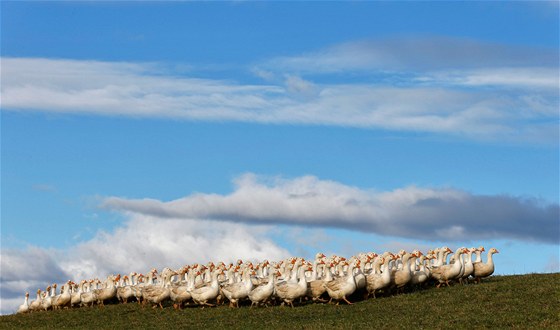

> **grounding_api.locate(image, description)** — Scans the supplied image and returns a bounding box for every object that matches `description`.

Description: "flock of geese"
[15,246,499,313]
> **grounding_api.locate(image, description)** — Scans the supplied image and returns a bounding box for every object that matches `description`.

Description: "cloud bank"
[103,173,559,244]
[1,37,558,144]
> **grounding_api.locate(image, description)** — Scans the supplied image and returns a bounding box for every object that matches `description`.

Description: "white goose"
[220,269,255,308]
[71,281,86,307]
[474,246,485,263]
[41,285,54,311]
[16,292,30,314]
[190,269,223,307]
[95,275,120,307]
[53,281,72,309]
[325,260,360,305]
[410,254,432,286]
[248,270,279,307]
[473,247,499,283]
[29,289,43,312]
[170,269,196,309]
[80,279,99,307]
[116,275,135,304]
[390,252,416,292]
[430,248,467,287]
[366,256,391,298]
[460,248,475,283]
[143,271,175,309]
[275,264,311,307]
[306,260,330,302]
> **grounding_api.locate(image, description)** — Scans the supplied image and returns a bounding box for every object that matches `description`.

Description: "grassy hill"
[2,273,559,329]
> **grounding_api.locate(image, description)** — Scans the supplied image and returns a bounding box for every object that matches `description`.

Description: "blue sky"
[1,1,559,314]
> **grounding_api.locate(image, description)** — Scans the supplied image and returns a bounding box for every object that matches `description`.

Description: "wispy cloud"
[102,173,560,244]
[1,36,558,144]
[256,37,558,73]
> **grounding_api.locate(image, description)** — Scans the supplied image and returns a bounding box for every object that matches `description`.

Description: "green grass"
[2,273,559,329]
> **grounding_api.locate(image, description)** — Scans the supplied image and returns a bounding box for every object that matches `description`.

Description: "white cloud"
[102,173,560,244]
[259,37,558,73]
[284,74,317,96]
[419,67,559,90]
[1,52,558,144]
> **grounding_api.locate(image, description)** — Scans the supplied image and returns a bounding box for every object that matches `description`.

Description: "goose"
[325,260,360,305]
[306,261,330,302]
[352,256,368,293]
[117,275,136,304]
[459,248,475,284]
[29,289,42,312]
[71,281,85,307]
[410,254,432,287]
[220,269,255,308]
[96,275,120,307]
[41,285,54,311]
[16,292,30,314]
[248,270,279,307]
[190,269,223,307]
[474,246,485,263]
[430,248,467,288]
[170,269,196,309]
[132,274,145,304]
[80,280,99,307]
[434,247,452,267]
[275,264,311,307]
[143,271,175,309]
[366,257,391,298]
[473,247,499,283]
[390,253,416,292]
[53,281,72,309]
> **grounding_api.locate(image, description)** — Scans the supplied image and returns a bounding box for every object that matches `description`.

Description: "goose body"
[16,292,30,314]
[41,285,54,311]
[53,282,72,309]
[366,257,391,297]
[116,276,135,304]
[143,285,171,309]
[80,280,99,307]
[275,265,310,307]
[410,255,431,286]
[390,253,416,290]
[95,275,119,306]
[190,270,222,307]
[430,248,467,287]
[473,248,499,283]
[29,289,42,312]
[460,248,475,283]
[325,261,359,305]
[221,269,254,308]
[248,270,277,307]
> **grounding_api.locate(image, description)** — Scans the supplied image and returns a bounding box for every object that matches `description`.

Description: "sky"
[1,1,559,314]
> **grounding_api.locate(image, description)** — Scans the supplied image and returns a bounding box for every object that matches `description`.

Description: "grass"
[2,273,559,329]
